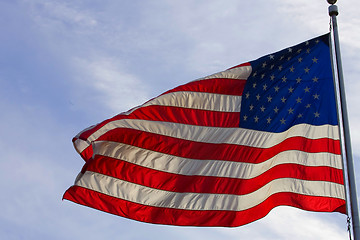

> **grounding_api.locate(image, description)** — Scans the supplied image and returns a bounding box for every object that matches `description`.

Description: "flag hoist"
[328,1,360,239]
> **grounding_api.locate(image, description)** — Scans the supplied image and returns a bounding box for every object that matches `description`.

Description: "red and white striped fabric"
[64,37,346,226]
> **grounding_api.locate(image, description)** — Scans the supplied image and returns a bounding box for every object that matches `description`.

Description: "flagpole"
[328,2,360,239]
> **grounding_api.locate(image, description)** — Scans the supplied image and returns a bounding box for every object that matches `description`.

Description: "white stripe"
[74,138,90,154]
[74,125,98,153]
[122,92,242,117]
[84,119,339,149]
[196,65,252,81]
[76,171,345,211]
[140,91,242,112]
[92,141,343,179]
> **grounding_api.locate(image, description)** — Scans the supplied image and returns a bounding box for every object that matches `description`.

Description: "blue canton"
[239,34,338,132]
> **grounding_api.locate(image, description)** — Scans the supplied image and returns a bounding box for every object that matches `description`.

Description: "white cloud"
[211,207,347,240]
[72,56,150,114]
[25,0,98,29]
[262,207,346,240]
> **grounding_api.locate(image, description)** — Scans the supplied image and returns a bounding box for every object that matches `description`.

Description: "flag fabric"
[63,33,346,227]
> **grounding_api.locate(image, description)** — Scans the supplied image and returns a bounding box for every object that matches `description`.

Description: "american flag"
[64,33,346,227]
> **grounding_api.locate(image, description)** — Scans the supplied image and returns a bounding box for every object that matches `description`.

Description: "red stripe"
[76,78,245,141]
[63,186,346,227]
[228,62,251,69]
[78,145,93,162]
[103,106,240,127]
[162,78,246,96]
[84,155,344,195]
[78,127,340,163]
[95,128,341,163]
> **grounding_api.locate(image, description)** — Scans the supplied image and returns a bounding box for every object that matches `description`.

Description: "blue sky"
[1,0,360,239]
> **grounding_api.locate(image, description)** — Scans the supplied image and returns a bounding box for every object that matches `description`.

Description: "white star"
[278,65,283,71]
[304,87,310,93]
[306,48,311,53]
[282,76,287,82]
[290,66,295,72]
[287,56,291,61]
[262,62,267,68]
[298,113,303,118]
[281,97,286,103]
[274,86,280,92]
[270,65,275,69]
[306,41,310,45]
[253,83,257,88]
[260,106,266,112]
[249,104,254,111]
[256,94,261,100]
[288,108,294,114]
[297,49,302,53]
[267,117,272,124]
[296,77,302,83]
[314,112,320,118]
[306,104,311,108]
[280,56,285,60]
[245,92,250,99]
[315,40,320,44]
[261,73,265,79]
[269,55,275,59]
[270,75,275,81]
[313,94,320,99]
[274,107,279,113]
[296,97,302,103]
[280,118,286,124]
[263,84,268,90]
[288,47,293,52]
[304,67,310,73]
[253,72,257,77]
[312,77,319,82]
[243,115,248,121]
[254,116,259,123]
[298,57,303,63]
[312,57,318,63]
[288,87,294,93]
[267,96,272,102]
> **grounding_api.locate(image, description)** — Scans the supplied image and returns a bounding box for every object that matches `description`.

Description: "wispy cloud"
[71,56,150,113]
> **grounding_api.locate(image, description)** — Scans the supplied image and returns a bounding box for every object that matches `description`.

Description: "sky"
[1,0,360,239]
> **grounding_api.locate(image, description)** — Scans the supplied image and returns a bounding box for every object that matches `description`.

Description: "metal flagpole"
[327,1,360,239]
